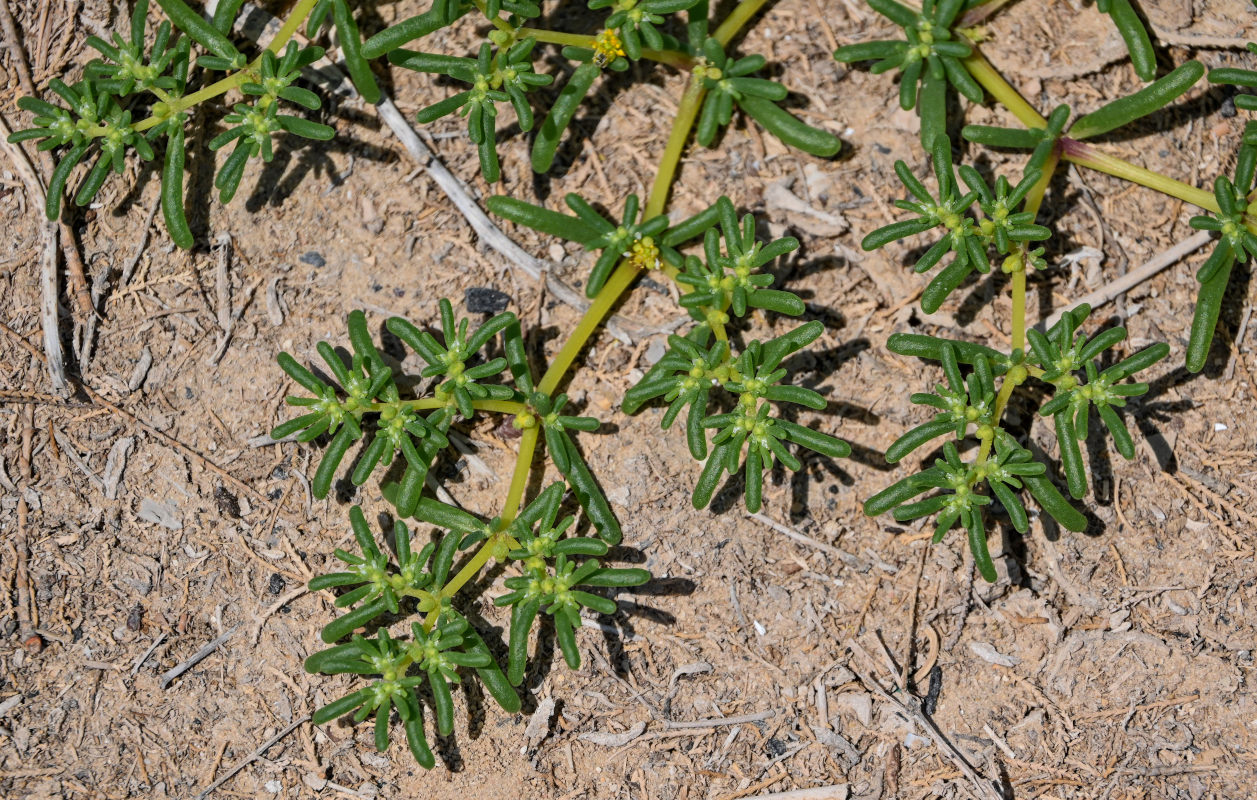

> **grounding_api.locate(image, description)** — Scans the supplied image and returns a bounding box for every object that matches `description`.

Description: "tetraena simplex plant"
[837,0,1257,576]
[8,0,1257,772]
[8,0,850,768]
[273,0,850,763]
[11,0,839,244]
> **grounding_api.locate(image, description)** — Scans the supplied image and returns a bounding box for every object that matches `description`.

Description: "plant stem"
[535,74,709,401]
[956,0,1016,28]
[1009,269,1027,354]
[646,77,708,219]
[1060,138,1221,215]
[961,50,1045,129]
[368,398,526,414]
[267,0,319,55]
[500,427,539,523]
[977,148,1058,464]
[962,49,1234,217]
[712,0,774,47]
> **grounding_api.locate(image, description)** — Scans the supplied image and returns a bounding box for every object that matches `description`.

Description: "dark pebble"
[924,665,943,715]
[874,143,891,154]
[214,486,240,519]
[465,286,510,313]
[126,603,144,631]
[1221,96,1237,119]
[765,738,787,757]
[300,251,326,267]
[268,573,285,595]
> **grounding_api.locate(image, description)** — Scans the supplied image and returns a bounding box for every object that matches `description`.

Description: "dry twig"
[1041,231,1213,330]
[160,625,240,689]
[846,639,1005,800]
[194,714,310,799]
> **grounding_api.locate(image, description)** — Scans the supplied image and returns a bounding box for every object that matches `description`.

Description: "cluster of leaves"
[303,491,648,766]
[839,0,1226,577]
[279,296,661,765]
[620,198,852,512]
[834,0,1168,147]
[379,0,839,180]
[840,0,1257,373]
[487,192,671,297]
[860,134,1051,313]
[1185,38,1257,372]
[856,55,1222,320]
[11,0,842,248]
[487,192,850,511]
[833,0,981,148]
[866,305,1167,580]
[273,301,624,542]
[280,192,845,762]
[8,0,336,247]
[692,37,841,156]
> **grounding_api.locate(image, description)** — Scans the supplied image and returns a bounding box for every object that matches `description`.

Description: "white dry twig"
[1041,230,1214,330]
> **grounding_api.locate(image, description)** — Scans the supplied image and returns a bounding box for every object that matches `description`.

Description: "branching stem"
[975,145,1059,465]
[962,49,1251,225]
[489,0,769,572]
[364,398,527,414]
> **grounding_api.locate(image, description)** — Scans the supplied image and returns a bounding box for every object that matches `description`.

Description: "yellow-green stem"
[1060,140,1221,216]
[267,0,319,55]
[713,0,774,47]
[367,398,526,414]
[962,50,1045,129]
[1009,269,1027,356]
[501,427,539,522]
[533,75,708,402]
[439,530,520,600]
[645,77,708,219]
[977,147,1059,464]
[962,49,1241,220]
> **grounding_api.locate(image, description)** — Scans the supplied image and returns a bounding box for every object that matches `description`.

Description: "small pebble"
[645,339,667,365]
[214,486,240,519]
[300,251,326,267]
[268,573,286,595]
[465,286,510,313]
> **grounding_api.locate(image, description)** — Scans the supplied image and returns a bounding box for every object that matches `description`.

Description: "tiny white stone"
[1215,422,1228,431]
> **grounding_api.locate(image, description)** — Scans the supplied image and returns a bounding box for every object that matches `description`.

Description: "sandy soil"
[1,0,1255,798]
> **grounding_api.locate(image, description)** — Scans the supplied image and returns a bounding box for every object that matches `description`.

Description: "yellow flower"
[626,235,660,271]
[593,29,625,67]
